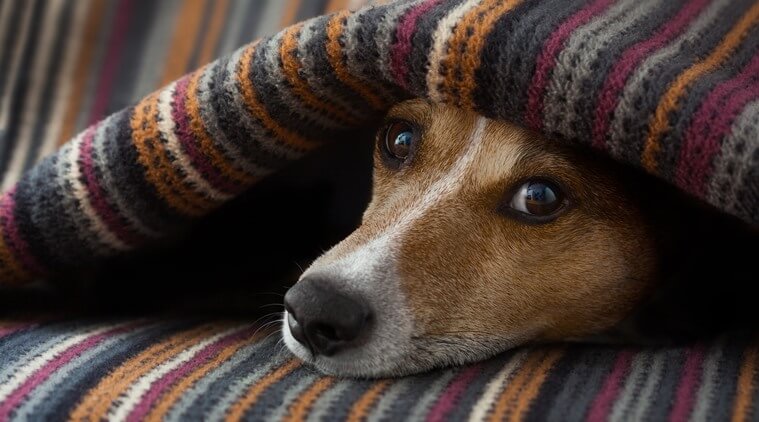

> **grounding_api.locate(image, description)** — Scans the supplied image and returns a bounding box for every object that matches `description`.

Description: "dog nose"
[284,277,372,356]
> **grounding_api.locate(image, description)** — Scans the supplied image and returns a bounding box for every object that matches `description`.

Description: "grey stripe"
[11,323,155,419]
[366,379,412,422]
[131,0,182,98]
[405,370,459,420]
[477,0,588,122]
[705,102,759,218]
[606,0,745,164]
[304,379,354,422]
[20,0,75,173]
[196,61,271,178]
[219,45,305,162]
[690,340,728,422]
[344,5,406,105]
[609,351,655,421]
[260,371,322,421]
[71,0,120,134]
[542,0,662,140]
[267,27,349,130]
[657,23,759,182]
[164,337,278,422]
[91,113,161,238]
[203,337,293,421]
[375,0,422,84]
[254,0,289,39]
[298,16,369,124]
[217,1,259,57]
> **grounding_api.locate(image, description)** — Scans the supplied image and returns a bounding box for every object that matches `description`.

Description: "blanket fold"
[0,0,757,284]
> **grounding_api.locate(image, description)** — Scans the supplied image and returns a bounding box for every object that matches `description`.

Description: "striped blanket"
[0,319,757,421]
[1,0,758,420]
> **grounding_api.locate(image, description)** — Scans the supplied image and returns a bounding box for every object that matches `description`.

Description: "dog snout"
[284,276,372,356]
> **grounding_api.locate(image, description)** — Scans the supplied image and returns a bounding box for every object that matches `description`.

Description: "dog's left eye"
[506,179,566,221]
[382,121,415,163]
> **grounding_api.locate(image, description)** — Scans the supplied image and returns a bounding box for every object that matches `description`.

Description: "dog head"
[282,100,658,377]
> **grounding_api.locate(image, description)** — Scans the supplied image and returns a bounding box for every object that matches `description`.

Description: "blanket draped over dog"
[0,0,757,284]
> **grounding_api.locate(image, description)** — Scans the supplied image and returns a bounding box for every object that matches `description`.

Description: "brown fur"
[317,100,659,343]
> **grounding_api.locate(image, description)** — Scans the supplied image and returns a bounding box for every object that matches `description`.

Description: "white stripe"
[375,0,424,83]
[467,350,529,421]
[690,340,726,421]
[156,83,232,202]
[35,0,93,162]
[628,352,667,420]
[426,0,483,102]
[107,326,241,422]
[0,2,35,189]
[0,2,34,127]
[90,114,163,239]
[0,1,16,62]
[609,351,653,421]
[0,323,122,401]
[2,0,67,189]
[66,132,130,251]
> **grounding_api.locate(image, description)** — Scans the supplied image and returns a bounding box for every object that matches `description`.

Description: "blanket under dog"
[0,0,757,284]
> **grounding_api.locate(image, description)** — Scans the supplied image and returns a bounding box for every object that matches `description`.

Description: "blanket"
[0,0,757,284]
[0,0,758,421]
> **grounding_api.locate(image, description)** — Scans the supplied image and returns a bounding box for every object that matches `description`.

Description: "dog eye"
[508,179,565,218]
[383,121,415,162]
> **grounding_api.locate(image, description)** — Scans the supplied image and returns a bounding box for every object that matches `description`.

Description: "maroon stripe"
[88,0,134,125]
[171,76,240,194]
[668,345,707,422]
[524,0,616,130]
[79,124,142,246]
[587,350,635,422]
[0,190,46,275]
[390,0,443,89]
[591,0,711,149]
[676,51,759,197]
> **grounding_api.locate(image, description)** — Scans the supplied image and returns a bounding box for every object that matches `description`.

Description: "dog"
[282,99,756,377]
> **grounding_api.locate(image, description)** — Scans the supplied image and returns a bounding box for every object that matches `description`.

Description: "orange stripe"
[280,0,302,27]
[509,349,563,421]
[325,0,350,13]
[69,324,218,421]
[458,0,522,108]
[160,0,207,86]
[185,67,257,186]
[731,343,759,422]
[225,359,302,421]
[347,380,393,422]
[197,0,230,66]
[130,93,212,216]
[441,0,498,103]
[56,0,108,146]
[326,11,387,112]
[641,2,759,173]
[489,350,545,421]
[144,330,264,421]
[280,24,361,126]
[283,376,337,422]
[237,42,320,152]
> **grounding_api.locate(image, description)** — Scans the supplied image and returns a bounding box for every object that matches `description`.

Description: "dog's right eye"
[380,121,416,167]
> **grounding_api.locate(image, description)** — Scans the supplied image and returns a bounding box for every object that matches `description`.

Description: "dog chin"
[281,317,515,378]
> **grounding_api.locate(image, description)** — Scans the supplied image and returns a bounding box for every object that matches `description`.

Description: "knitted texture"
[0,318,757,421]
[0,0,758,284]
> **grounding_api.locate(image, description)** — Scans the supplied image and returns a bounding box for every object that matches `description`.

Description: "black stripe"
[0,0,46,176]
[21,0,76,172]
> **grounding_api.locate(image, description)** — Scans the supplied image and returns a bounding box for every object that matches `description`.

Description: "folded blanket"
[0,0,756,284]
